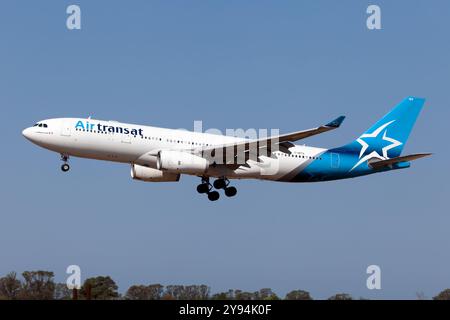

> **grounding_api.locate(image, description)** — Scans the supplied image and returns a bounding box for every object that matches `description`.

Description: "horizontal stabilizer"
[369,153,432,169]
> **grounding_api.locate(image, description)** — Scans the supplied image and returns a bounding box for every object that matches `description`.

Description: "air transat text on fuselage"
[75,120,144,137]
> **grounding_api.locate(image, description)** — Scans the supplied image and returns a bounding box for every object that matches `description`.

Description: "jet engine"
[131,164,180,182]
[157,150,209,174]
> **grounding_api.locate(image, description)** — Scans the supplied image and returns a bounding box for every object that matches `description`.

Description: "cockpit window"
[34,123,48,128]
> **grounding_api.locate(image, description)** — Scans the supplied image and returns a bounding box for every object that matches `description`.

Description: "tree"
[80,276,119,300]
[234,290,255,300]
[54,283,72,300]
[161,293,175,300]
[285,290,313,300]
[164,285,210,300]
[125,285,150,300]
[328,293,353,300]
[265,294,280,300]
[433,289,450,300]
[212,292,229,300]
[186,285,209,300]
[211,289,234,300]
[164,285,183,300]
[253,288,280,300]
[147,284,164,300]
[255,288,271,300]
[125,284,164,300]
[19,271,55,300]
[0,272,21,300]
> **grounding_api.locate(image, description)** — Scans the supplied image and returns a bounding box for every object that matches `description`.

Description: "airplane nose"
[22,127,32,140]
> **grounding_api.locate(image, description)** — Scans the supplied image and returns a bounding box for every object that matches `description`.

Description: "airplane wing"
[369,153,432,169]
[276,116,346,143]
[191,115,346,165]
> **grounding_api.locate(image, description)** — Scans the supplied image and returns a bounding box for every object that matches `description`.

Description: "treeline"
[0,270,449,300]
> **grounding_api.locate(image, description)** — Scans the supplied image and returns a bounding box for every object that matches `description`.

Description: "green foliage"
[328,293,353,300]
[0,272,21,300]
[285,290,313,300]
[80,276,119,300]
[433,289,450,300]
[125,284,164,300]
[164,285,210,300]
[211,289,234,300]
[125,285,150,300]
[233,290,254,300]
[19,271,55,300]
[54,283,72,300]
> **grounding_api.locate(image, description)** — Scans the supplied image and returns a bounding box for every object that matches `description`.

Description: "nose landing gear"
[60,154,70,172]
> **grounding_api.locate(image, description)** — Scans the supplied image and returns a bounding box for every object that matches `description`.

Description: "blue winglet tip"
[406,96,426,103]
[326,115,346,128]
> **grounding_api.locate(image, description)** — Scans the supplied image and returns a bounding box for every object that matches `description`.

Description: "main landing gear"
[60,154,70,172]
[197,177,237,201]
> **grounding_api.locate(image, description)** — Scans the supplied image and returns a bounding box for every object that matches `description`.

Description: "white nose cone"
[22,127,32,140]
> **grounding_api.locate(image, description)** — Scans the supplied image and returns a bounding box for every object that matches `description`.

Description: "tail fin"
[335,97,425,159]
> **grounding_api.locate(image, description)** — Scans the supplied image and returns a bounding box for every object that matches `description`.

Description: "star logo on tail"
[350,120,402,171]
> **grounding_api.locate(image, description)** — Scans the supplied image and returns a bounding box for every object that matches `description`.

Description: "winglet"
[325,116,346,128]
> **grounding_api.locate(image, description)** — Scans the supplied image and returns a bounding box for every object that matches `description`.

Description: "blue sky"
[0,0,449,299]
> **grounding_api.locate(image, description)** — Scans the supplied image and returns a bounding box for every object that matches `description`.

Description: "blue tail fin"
[334,97,425,158]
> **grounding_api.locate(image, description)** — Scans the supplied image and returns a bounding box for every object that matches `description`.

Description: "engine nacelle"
[131,164,180,182]
[157,150,209,174]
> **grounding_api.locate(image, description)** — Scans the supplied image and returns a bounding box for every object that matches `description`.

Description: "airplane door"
[331,153,340,168]
[60,121,71,137]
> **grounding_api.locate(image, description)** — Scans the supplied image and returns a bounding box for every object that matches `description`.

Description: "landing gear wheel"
[207,191,220,201]
[60,154,70,172]
[224,186,237,197]
[197,183,210,194]
[213,179,227,189]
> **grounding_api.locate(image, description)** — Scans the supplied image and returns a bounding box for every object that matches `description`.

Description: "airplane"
[22,97,430,201]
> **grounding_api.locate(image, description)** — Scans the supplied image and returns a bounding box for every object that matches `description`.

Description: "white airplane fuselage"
[22,118,327,182]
